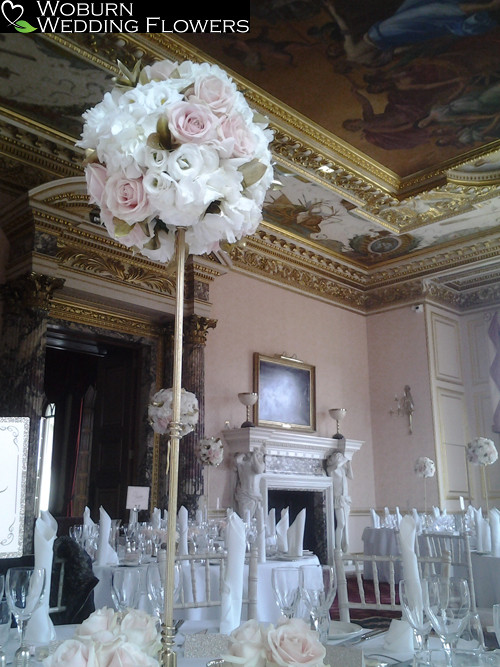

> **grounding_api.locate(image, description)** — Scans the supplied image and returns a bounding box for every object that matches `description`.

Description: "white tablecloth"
[93,554,320,624]
[362,527,403,582]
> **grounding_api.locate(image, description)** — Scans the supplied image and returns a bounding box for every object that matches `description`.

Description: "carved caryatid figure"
[233,448,265,520]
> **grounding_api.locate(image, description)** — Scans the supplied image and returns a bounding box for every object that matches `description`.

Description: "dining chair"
[333,547,446,623]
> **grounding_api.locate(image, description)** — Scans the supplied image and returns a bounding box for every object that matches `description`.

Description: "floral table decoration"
[197,436,224,467]
[466,437,498,512]
[43,607,162,666]
[148,388,199,437]
[77,53,274,667]
[414,456,435,514]
[223,618,327,667]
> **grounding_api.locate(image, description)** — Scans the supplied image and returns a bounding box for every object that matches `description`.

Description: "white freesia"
[77,57,273,263]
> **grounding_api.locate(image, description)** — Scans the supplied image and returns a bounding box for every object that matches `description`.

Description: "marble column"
[162,314,217,515]
[0,271,64,552]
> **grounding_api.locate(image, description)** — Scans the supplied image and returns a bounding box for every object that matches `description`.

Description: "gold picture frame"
[253,353,316,431]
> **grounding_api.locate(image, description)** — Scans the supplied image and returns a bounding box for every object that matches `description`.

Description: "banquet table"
[93,553,320,624]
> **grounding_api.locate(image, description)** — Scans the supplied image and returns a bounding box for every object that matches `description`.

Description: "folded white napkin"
[177,506,189,556]
[152,507,161,530]
[395,507,403,528]
[256,505,266,563]
[276,508,289,553]
[489,508,500,557]
[267,508,276,537]
[220,512,246,634]
[411,508,422,534]
[433,506,440,518]
[383,618,415,652]
[287,508,306,558]
[399,515,424,626]
[25,511,58,644]
[474,508,492,552]
[83,506,94,533]
[95,506,119,566]
[370,508,381,528]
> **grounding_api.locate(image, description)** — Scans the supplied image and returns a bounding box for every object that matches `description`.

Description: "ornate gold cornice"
[49,296,163,337]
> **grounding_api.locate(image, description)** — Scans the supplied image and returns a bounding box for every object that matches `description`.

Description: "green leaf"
[15,20,37,33]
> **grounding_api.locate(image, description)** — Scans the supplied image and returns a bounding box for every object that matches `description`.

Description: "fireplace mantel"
[221,427,364,564]
[221,427,363,466]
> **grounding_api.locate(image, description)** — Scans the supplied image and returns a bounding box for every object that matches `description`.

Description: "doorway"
[42,329,142,522]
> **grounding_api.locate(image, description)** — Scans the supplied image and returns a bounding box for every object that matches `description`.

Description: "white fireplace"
[221,427,363,564]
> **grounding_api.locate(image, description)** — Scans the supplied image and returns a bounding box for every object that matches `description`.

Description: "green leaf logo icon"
[14,18,36,32]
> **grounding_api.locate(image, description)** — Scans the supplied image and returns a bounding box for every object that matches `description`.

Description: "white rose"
[43,639,96,667]
[118,609,160,655]
[225,619,266,667]
[167,144,219,182]
[74,607,116,641]
[96,639,160,667]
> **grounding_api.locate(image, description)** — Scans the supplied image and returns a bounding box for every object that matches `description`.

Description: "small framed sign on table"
[0,417,29,558]
[253,353,316,431]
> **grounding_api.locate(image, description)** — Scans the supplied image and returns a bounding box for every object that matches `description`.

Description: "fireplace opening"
[267,489,328,563]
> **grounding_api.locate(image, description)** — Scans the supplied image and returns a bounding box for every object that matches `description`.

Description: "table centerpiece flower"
[223,618,326,667]
[196,436,224,466]
[414,456,435,514]
[148,387,199,437]
[43,607,161,666]
[76,57,274,263]
[466,437,498,512]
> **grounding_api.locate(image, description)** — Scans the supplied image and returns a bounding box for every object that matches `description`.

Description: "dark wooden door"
[88,345,140,520]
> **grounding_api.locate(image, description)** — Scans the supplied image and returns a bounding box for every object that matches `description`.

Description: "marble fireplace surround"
[221,427,363,564]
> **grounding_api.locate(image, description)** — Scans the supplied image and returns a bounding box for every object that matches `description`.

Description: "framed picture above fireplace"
[253,353,316,431]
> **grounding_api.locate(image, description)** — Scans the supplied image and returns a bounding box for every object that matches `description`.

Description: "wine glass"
[422,576,470,666]
[238,392,258,427]
[399,579,432,651]
[6,567,46,666]
[146,562,183,623]
[110,567,141,613]
[301,564,337,643]
[271,567,303,619]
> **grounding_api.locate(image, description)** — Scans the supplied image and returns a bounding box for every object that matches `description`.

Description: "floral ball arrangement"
[43,608,161,667]
[223,618,326,667]
[466,437,498,466]
[77,58,274,263]
[414,456,436,478]
[197,436,224,466]
[148,387,199,437]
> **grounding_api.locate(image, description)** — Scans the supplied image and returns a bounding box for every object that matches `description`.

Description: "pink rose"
[74,607,116,642]
[226,619,266,667]
[43,639,95,667]
[101,172,154,225]
[168,101,219,145]
[85,163,108,206]
[98,641,159,667]
[219,114,256,157]
[143,59,178,81]
[119,609,160,654]
[192,75,237,115]
[265,618,326,667]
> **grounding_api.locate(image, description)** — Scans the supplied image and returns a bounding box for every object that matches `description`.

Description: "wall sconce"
[390,385,414,434]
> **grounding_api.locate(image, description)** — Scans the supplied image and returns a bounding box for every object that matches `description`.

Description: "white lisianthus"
[77,57,273,263]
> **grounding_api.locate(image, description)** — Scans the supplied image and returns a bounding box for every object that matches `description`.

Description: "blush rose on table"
[43,608,161,667]
[223,618,327,667]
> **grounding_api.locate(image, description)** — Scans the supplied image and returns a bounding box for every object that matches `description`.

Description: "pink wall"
[204,270,376,511]
[366,305,439,511]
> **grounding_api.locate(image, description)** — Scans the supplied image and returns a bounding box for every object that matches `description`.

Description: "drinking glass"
[399,579,432,650]
[0,598,11,667]
[6,567,46,667]
[422,576,470,666]
[493,604,500,647]
[301,564,337,643]
[110,567,141,613]
[146,562,182,622]
[271,567,303,619]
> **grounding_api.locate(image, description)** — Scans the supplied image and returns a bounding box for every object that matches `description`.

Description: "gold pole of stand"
[161,227,186,667]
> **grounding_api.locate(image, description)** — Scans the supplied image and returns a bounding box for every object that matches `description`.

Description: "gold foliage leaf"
[239,159,267,188]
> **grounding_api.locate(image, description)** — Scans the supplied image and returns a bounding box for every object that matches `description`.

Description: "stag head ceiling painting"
[1,2,500,311]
